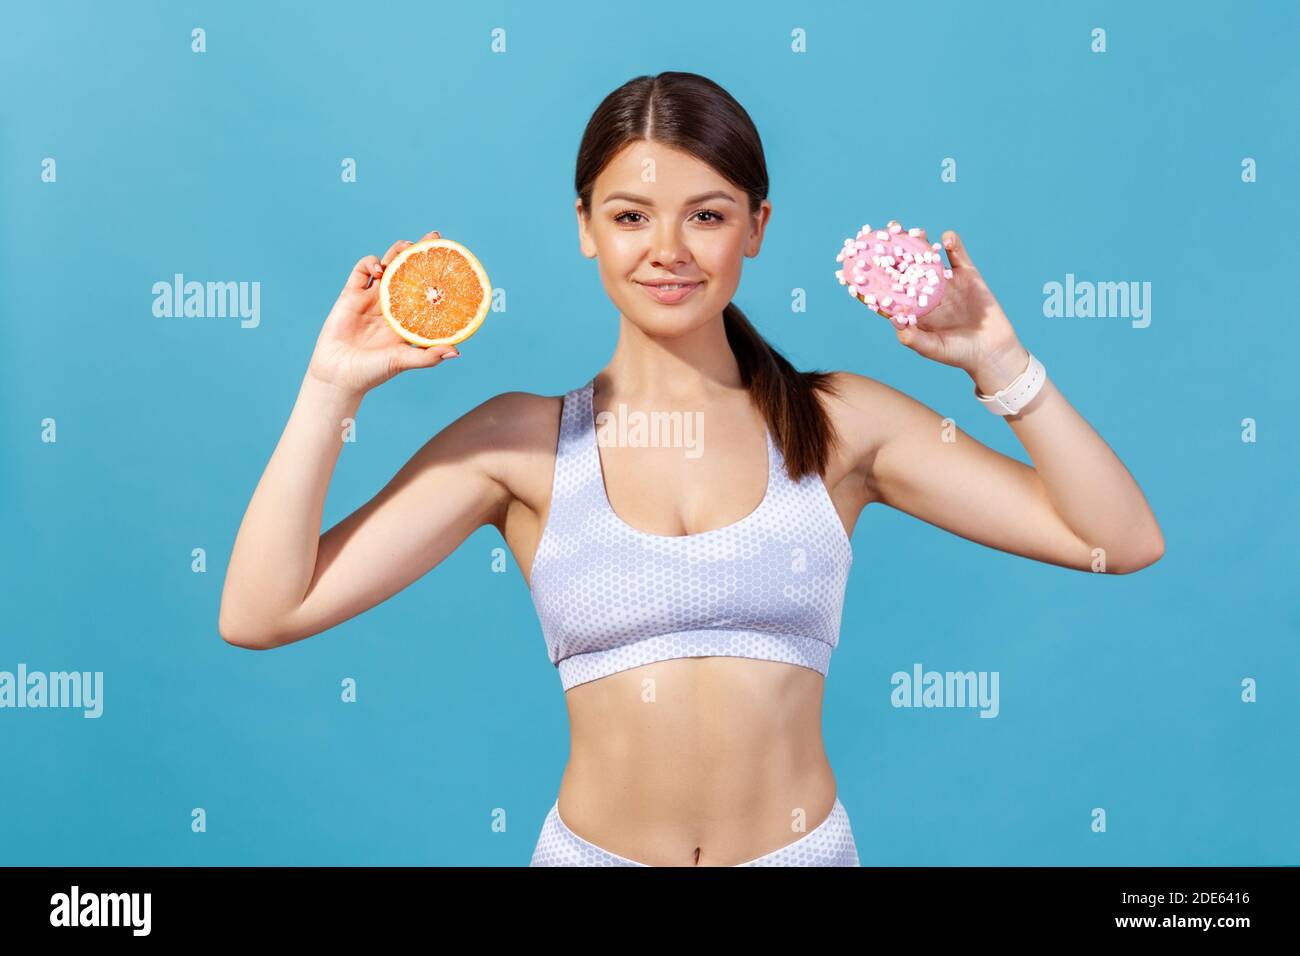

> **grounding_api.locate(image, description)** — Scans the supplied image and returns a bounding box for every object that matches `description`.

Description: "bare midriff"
[556,655,839,866]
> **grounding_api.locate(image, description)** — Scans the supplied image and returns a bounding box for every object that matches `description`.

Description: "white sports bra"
[528,378,853,691]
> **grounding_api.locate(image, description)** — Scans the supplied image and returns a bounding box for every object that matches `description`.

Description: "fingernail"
[442,350,460,359]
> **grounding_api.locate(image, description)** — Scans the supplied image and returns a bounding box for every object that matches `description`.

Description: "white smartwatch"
[974,352,1046,416]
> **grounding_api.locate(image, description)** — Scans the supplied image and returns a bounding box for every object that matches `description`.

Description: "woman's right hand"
[306,229,461,396]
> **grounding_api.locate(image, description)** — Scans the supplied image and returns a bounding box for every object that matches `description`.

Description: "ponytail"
[722,302,842,482]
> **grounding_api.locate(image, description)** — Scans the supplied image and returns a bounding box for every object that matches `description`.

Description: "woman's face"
[577,140,771,337]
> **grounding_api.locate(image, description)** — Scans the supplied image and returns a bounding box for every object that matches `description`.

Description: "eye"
[613,209,726,225]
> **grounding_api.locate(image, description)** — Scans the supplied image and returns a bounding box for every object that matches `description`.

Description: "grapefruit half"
[379,238,492,347]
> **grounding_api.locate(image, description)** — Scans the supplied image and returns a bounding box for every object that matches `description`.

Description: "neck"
[599,310,743,403]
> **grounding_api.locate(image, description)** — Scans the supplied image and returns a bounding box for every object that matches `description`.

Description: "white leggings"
[530,796,861,866]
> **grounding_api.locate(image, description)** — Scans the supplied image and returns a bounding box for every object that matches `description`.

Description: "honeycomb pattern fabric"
[530,796,861,867]
[528,378,854,692]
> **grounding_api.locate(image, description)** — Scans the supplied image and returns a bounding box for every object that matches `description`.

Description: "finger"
[894,322,944,358]
[391,343,460,372]
[942,229,974,271]
[903,281,965,330]
[345,255,383,291]
[417,229,442,243]
[381,240,414,267]
[877,308,951,335]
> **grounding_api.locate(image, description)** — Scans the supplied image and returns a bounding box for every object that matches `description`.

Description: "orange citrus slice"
[379,238,492,347]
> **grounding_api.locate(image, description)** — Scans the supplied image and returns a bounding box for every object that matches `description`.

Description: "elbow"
[218,608,277,651]
[1114,533,1165,575]
[218,576,294,649]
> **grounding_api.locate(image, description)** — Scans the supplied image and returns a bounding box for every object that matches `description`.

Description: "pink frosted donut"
[834,219,953,328]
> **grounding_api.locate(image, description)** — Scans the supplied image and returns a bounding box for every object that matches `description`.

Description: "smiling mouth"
[635,280,703,306]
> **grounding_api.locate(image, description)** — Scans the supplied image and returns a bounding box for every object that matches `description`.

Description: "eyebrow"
[600,190,738,206]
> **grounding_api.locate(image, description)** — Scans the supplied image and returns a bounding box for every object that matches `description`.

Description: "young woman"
[219,71,1164,867]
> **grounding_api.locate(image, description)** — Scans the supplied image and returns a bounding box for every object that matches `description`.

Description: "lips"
[637,280,702,304]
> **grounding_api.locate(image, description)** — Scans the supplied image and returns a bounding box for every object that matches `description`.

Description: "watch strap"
[975,352,1046,416]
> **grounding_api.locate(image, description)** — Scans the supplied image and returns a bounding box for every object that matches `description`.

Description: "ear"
[745,199,772,257]
[576,198,597,259]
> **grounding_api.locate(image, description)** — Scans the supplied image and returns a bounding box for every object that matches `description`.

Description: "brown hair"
[574,71,842,482]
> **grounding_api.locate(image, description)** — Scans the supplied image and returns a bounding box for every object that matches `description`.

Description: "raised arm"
[834,228,1164,576]
[219,382,525,649]
[836,372,1162,574]
[218,229,511,649]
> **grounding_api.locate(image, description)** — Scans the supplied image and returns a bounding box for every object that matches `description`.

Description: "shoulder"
[447,388,565,465]
[812,369,949,473]
[457,388,564,438]
[816,369,947,434]
[443,388,566,507]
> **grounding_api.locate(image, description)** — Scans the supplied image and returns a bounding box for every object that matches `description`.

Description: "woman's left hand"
[892,228,1030,395]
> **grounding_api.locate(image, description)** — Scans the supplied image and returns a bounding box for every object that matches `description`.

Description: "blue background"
[2,0,1296,865]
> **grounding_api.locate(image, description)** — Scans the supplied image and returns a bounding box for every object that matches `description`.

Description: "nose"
[650,220,689,270]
